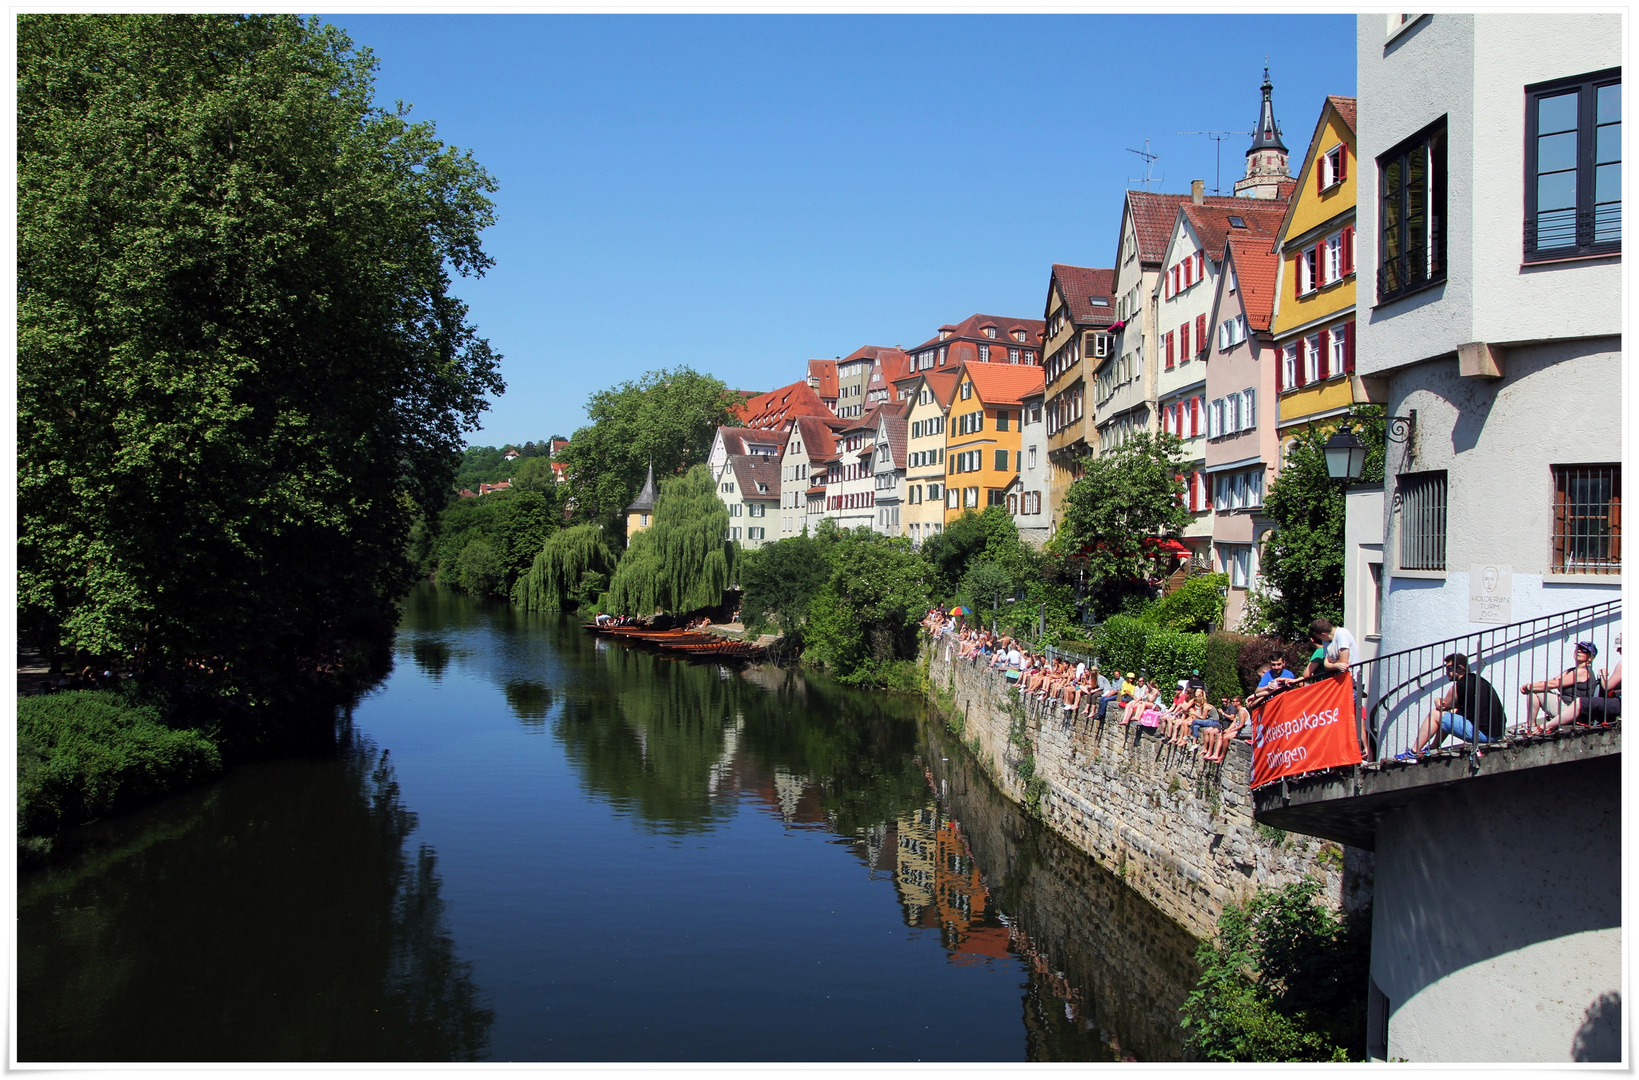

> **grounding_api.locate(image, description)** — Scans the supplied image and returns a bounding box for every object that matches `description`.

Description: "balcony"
[1255,600,1621,848]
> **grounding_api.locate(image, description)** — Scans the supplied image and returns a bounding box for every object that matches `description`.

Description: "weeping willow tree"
[603,465,735,616]
[512,523,616,612]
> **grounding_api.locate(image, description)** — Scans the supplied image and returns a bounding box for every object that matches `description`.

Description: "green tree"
[1253,406,1386,638]
[556,368,740,535]
[17,15,502,708]
[512,523,617,613]
[454,539,504,598]
[603,465,736,616]
[1056,432,1193,617]
[1180,878,1370,1061]
[803,530,931,688]
[509,456,558,492]
[738,533,830,646]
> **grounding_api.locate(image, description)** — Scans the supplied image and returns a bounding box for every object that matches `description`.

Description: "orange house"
[943,362,1045,523]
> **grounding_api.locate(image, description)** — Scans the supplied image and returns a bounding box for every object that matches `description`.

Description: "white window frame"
[1304,334,1321,383]
[1330,324,1349,375]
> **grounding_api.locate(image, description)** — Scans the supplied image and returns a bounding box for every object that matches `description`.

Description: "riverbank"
[925,639,1372,939]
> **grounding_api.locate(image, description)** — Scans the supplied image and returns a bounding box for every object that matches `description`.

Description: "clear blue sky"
[325,14,1357,447]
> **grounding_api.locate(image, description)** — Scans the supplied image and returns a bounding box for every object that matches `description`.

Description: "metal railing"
[1352,599,1621,762]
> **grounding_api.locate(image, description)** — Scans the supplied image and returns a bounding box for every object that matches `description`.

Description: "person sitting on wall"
[1093,670,1126,721]
[1203,696,1252,762]
[1584,633,1622,724]
[1524,641,1603,734]
[1401,653,1507,759]
[1184,687,1220,750]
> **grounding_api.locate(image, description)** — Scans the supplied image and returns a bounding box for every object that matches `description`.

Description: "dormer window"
[1012,329,1025,342]
[983,327,997,339]
[1091,297,1109,306]
[939,330,951,341]
[1228,216,1247,229]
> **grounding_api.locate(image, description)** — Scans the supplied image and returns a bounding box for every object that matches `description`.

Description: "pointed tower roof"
[625,461,658,514]
[1247,65,1287,156]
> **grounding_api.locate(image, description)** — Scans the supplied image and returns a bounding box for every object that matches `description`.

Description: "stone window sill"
[1394,569,1447,580]
[1544,572,1623,586]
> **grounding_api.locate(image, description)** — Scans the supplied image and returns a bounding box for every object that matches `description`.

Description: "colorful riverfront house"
[902,313,1047,379]
[900,369,959,545]
[729,379,836,429]
[713,453,780,550]
[861,346,914,410]
[826,401,905,532]
[1040,264,1116,529]
[1152,191,1288,564]
[624,462,658,535]
[778,414,847,538]
[1271,95,1362,450]
[943,362,1043,522]
[1203,236,1283,628]
[870,406,909,537]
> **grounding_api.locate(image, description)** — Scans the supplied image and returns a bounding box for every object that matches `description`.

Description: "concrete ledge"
[1253,725,1621,849]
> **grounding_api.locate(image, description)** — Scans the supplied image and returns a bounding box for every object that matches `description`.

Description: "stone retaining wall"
[928,640,1368,939]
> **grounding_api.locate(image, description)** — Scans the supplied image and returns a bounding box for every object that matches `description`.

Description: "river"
[17,583,1200,1062]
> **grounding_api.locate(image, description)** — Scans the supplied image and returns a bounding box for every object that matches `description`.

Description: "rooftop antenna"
[1126,140,1163,188]
[1177,130,1254,195]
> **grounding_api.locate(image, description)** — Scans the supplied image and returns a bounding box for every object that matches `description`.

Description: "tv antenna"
[1126,140,1163,188]
[1177,130,1254,195]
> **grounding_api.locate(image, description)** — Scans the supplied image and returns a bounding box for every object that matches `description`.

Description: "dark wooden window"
[1525,69,1620,261]
[1552,464,1621,573]
[1377,117,1447,303]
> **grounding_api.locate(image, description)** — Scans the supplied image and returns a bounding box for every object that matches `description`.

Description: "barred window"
[1552,464,1621,573]
[1397,471,1447,570]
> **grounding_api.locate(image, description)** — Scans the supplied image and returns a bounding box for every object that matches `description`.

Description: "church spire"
[1248,63,1288,155]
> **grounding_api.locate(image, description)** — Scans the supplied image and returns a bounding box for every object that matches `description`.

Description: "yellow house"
[902,368,959,545]
[625,462,658,536]
[944,363,1044,523]
[1272,96,1363,451]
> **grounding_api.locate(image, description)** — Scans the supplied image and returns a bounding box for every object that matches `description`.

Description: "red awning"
[1153,539,1192,555]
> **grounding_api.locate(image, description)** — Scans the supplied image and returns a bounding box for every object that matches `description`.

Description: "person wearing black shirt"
[1402,653,1507,758]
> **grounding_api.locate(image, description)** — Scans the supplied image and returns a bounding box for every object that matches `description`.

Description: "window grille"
[1552,464,1621,573]
[1397,470,1448,570]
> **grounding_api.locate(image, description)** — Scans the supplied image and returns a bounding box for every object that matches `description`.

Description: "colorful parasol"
[949,606,972,617]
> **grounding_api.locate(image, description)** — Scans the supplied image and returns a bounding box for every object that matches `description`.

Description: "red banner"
[1250,673,1363,789]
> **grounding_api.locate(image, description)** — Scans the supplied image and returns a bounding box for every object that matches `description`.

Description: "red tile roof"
[729,454,781,500]
[961,362,1045,408]
[1178,201,1289,261]
[907,312,1047,355]
[1048,264,1117,327]
[792,414,847,464]
[1125,190,1293,265]
[921,369,962,407]
[1330,95,1357,135]
[731,380,835,429]
[807,359,838,401]
[715,426,789,457]
[1224,237,1281,332]
[878,413,907,470]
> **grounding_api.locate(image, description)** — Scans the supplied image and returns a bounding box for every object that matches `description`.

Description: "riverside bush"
[1144,573,1228,632]
[1205,631,1254,700]
[1179,878,1369,1061]
[18,691,222,840]
[1140,628,1207,692]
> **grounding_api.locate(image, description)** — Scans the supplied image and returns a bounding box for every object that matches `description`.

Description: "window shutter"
[1197,251,1206,280]
[1317,156,1325,194]
[1342,225,1354,273]
[1190,396,1200,436]
[1338,147,1347,183]
[1246,388,1257,429]
[1206,399,1217,439]
[1166,332,1175,368]
[1196,314,1207,355]
[1344,320,1356,373]
[1317,328,1330,380]
[1181,321,1190,357]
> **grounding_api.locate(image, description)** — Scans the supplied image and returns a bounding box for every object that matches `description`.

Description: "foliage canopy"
[603,466,736,616]
[18,14,502,707]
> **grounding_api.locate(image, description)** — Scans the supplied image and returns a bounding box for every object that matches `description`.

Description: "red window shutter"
[1190,396,1200,437]
[1317,328,1330,380]
[1317,156,1325,194]
[1180,322,1190,357]
[1196,314,1207,354]
[1342,226,1355,274]
[1294,338,1306,387]
[1197,251,1206,279]
[1276,349,1285,392]
[1175,473,1186,506]
[1338,147,1347,183]
[1344,320,1356,372]
[1166,332,1175,368]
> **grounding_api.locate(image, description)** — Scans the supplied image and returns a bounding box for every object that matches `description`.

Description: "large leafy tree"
[803,529,932,686]
[18,15,503,707]
[555,367,740,536]
[738,532,831,647]
[602,465,735,616]
[1253,406,1386,638]
[1055,431,1193,616]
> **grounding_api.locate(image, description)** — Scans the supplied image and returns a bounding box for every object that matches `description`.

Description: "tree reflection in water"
[17,723,493,1062]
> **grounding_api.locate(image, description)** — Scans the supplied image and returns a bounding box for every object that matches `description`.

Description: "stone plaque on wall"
[1469,563,1513,624]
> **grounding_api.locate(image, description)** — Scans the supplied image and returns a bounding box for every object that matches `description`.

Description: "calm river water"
[18,584,1200,1062]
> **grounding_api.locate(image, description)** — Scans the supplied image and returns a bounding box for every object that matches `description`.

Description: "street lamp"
[1323,423,1368,481]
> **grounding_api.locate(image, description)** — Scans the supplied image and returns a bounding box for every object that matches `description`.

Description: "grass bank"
[18,690,223,862]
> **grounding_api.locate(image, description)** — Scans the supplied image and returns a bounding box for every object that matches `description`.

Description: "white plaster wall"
[1344,487,1385,664]
[1372,757,1621,1062]
[1155,218,1218,404]
[1016,408,1052,538]
[1355,13,1476,374]
[1357,13,1621,376]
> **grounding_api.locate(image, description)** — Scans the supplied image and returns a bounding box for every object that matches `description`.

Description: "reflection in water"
[503,680,553,726]
[17,725,493,1062]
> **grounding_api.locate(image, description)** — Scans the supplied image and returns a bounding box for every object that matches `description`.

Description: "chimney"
[1191,179,1205,205]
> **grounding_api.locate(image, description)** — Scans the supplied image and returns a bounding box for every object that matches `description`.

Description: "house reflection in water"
[893,806,1011,965]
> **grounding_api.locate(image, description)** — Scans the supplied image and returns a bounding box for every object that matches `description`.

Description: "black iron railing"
[1351,599,1621,762]
[1525,206,1622,261]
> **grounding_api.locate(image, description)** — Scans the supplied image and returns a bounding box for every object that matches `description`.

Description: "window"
[1008,347,1020,362]
[1281,343,1298,391]
[1378,117,1448,302]
[984,327,997,339]
[994,449,1009,472]
[1180,321,1191,358]
[996,410,1009,432]
[1304,333,1321,383]
[1397,471,1448,571]
[749,527,765,540]
[1228,215,1246,229]
[1330,324,1350,375]
[640,513,649,527]
[1552,464,1621,573]
[1319,144,1347,191]
[1526,70,1620,259]
[928,483,941,501]
[730,526,741,540]
[730,503,742,517]
[1093,333,1112,358]
[1296,246,1318,294]
[1219,544,1253,587]
[1028,445,1037,470]
[750,503,765,517]
[961,381,972,400]
[1165,332,1175,369]
[964,487,979,508]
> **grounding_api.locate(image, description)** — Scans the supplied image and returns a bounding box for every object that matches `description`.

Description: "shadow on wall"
[1571,991,1620,1062]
